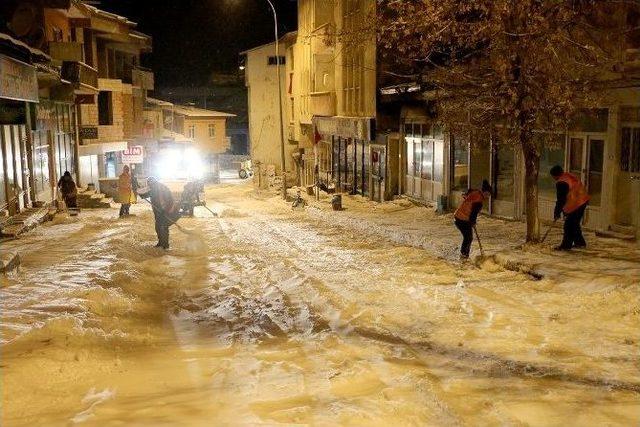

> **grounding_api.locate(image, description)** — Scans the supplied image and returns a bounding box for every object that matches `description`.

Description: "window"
[188,125,195,139]
[493,142,515,201]
[537,134,565,199]
[208,124,216,139]
[588,139,604,206]
[621,127,640,173]
[267,56,286,66]
[421,139,433,180]
[342,0,364,116]
[98,91,113,125]
[451,134,469,190]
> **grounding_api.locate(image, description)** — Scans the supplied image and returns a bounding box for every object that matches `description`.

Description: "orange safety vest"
[557,172,590,214]
[454,189,485,221]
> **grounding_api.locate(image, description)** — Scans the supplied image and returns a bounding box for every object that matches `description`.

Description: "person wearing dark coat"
[139,177,179,249]
[453,179,492,259]
[57,171,78,209]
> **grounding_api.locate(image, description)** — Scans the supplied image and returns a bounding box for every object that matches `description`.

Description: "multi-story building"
[242,33,298,187]
[244,1,380,193]
[1,0,95,214]
[293,0,378,196]
[72,3,153,187]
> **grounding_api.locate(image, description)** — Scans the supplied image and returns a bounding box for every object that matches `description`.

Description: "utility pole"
[264,0,287,200]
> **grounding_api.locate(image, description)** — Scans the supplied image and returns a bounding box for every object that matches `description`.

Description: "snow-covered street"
[1,181,639,426]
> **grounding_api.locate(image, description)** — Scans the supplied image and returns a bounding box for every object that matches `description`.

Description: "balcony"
[310,91,336,117]
[131,66,154,90]
[48,42,83,63]
[61,61,99,94]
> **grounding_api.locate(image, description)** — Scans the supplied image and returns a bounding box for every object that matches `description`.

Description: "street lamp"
[263,0,287,199]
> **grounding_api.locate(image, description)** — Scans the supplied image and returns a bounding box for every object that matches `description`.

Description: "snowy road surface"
[1,182,639,426]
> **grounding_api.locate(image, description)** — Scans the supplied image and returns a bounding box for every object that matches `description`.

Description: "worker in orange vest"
[454,179,492,259]
[550,165,590,250]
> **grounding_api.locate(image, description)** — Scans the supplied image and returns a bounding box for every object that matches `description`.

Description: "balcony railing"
[132,66,154,90]
[48,41,83,62]
[61,61,99,93]
[310,91,336,117]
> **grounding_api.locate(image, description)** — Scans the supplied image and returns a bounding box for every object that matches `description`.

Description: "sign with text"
[121,146,144,164]
[0,55,38,103]
[79,126,98,140]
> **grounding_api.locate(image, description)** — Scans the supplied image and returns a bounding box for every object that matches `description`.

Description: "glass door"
[587,138,604,206]
[569,137,585,179]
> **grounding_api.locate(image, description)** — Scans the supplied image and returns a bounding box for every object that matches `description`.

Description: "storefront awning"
[78,141,128,156]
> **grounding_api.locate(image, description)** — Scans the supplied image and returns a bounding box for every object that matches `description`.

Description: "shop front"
[402,119,446,204]
[32,100,77,203]
[0,53,39,215]
[448,132,521,219]
[313,116,374,196]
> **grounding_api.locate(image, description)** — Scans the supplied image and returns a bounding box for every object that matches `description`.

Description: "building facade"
[242,33,298,187]
[393,16,640,240]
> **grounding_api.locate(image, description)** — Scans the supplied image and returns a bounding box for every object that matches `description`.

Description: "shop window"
[434,139,444,182]
[412,140,421,177]
[98,91,113,125]
[469,133,491,190]
[588,139,604,206]
[451,135,469,190]
[493,142,515,201]
[537,134,565,200]
[421,139,433,180]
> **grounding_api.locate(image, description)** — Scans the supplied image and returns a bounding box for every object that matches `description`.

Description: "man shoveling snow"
[139,177,180,249]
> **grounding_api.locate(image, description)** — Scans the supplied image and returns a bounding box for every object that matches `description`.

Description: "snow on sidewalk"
[290,189,640,288]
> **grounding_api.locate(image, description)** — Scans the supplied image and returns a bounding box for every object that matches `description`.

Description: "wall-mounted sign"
[313,116,374,141]
[0,54,38,103]
[0,101,26,125]
[79,126,98,140]
[121,145,144,164]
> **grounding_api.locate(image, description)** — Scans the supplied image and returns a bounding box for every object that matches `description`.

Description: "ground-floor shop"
[31,100,78,204]
[312,116,375,197]
[0,52,38,215]
[399,101,640,239]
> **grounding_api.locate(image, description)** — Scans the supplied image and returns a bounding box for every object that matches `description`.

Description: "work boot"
[553,245,571,251]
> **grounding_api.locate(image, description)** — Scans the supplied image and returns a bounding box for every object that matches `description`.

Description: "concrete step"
[595,229,637,241]
[0,207,50,238]
[77,196,113,209]
[610,224,636,236]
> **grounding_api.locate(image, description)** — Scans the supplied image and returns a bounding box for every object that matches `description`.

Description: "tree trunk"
[522,138,541,242]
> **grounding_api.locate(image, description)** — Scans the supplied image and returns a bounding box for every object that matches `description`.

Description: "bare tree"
[376,0,635,241]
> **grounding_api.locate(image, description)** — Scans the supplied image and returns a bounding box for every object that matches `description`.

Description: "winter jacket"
[117,172,136,204]
[454,189,485,224]
[57,175,77,197]
[555,172,589,217]
[140,182,179,223]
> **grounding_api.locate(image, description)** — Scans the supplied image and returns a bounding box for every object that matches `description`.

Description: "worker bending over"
[454,180,492,259]
[550,165,590,251]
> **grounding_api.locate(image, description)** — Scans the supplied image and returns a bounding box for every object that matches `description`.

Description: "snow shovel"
[200,204,218,217]
[142,198,192,236]
[540,219,558,243]
[473,225,485,258]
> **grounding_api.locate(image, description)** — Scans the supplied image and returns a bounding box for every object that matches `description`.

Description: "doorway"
[615,127,640,229]
[568,135,605,228]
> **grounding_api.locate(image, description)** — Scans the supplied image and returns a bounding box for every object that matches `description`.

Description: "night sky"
[99,0,298,89]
